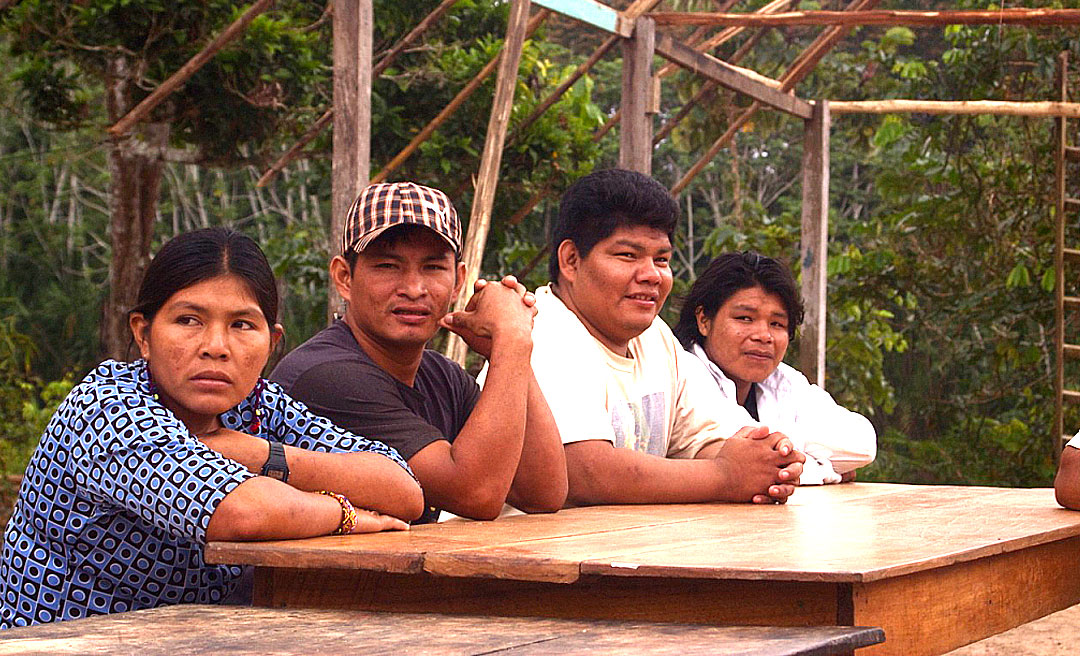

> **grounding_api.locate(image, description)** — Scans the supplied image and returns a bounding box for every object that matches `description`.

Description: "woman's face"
[696,286,790,396]
[129,274,282,434]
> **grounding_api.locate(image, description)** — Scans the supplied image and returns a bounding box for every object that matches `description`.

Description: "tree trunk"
[100,56,168,361]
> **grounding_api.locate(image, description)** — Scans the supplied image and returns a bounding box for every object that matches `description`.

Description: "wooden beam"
[107,0,276,136]
[648,9,1080,28]
[620,17,656,173]
[655,33,812,119]
[670,0,879,195]
[371,9,549,185]
[532,0,631,36]
[329,0,373,321]
[445,0,534,365]
[830,99,1080,118]
[258,0,462,187]
[1055,52,1069,458]
[799,100,829,387]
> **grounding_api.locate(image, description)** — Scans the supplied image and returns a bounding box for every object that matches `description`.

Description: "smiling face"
[130,274,279,435]
[332,226,465,366]
[557,225,673,355]
[696,286,790,404]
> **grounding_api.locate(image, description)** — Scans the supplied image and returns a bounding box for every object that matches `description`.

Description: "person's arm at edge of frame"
[563,426,802,507]
[505,370,568,513]
[1055,445,1080,509]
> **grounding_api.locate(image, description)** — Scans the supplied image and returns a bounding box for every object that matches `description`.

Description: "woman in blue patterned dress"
[0,228,424,628]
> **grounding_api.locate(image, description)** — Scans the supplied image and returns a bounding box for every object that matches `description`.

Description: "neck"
[735,380,753,406]
[551,282,630,357]
[343,317,424,387]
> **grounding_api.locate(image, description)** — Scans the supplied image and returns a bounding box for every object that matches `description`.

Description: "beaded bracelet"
[317,490,357,535]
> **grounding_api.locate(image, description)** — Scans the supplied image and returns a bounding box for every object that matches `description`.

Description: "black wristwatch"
[260,440,289,482]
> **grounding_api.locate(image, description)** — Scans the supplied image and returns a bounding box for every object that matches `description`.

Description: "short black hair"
[672,251,804,349]
[549,169,679,282]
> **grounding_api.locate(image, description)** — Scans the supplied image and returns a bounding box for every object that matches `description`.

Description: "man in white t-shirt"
[1055,433,1080,509]
[531,169,804,505]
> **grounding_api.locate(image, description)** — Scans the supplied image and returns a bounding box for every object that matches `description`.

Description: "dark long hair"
[673,251,804,350]
[549,169,679,282]
[130,228,279,326]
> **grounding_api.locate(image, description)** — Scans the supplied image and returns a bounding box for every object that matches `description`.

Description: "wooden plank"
[851,536,1080,656]
[1067,145,1080,162]
[255,568,845,628]
[1065,389,1080,404]
[444,0,535,365]
[257,0,461,188]
[370,9,549,186]
[532,0,631,36]
[107,0,275,137]
[1065,344,1080,359]
[654,33,814,119]
[619,17,656,173]
[670,0,880,194]
[830,99,1080,118]
[0,604,886,656]
[800,100,829,385]
[1064,295,1080,308]
[648,9,1080,28]
[329,0,373,321]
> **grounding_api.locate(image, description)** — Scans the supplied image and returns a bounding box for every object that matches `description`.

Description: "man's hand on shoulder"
[712,426,805,504]
[441,276,535,359]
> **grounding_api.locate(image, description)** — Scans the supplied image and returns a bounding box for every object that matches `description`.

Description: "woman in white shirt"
[672,251,876,484]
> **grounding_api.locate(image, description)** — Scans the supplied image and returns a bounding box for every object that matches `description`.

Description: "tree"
[2,0,330,357]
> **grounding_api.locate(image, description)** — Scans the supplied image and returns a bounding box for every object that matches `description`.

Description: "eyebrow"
[731,303,788,318]
[610,239,672,254]
[170,301,262,318]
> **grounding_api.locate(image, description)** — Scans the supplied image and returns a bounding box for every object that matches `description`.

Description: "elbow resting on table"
[1055,447,1080,510]
[509,481,568,515]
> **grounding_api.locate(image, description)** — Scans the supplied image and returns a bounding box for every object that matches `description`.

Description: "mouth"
[391,306,433,324]
[190,370,234,389]
[624,292,659,306]
[743,350,774,362]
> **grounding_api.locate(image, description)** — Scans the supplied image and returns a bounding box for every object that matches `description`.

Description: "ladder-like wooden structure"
[1055,52,1080,453]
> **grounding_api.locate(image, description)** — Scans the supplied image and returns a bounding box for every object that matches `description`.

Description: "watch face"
[266,468,287,481]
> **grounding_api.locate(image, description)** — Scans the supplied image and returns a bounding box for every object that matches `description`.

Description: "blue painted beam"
[531,0,631,36]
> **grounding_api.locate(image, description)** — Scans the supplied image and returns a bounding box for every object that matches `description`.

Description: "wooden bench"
[0,604,885,655]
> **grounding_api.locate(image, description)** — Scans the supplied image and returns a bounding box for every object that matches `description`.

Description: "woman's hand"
[351,508,410,533]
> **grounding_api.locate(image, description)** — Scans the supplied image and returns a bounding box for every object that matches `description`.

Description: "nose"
[636,259,662,285]
[749,320,773,343]
[200,323,230,359]
[398,268,428,299]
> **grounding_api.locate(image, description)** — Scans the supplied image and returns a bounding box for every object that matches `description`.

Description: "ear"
[556,239,581,285]
[129,313,152,360]
[694,306,711,338]
[453,261,468,298]
[329,255,352,302]
[270,323,285,351]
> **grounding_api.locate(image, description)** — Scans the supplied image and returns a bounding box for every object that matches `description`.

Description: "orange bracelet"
[317,490,357,535]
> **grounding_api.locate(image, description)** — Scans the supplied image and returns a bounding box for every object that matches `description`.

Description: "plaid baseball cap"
[340,182,462,257]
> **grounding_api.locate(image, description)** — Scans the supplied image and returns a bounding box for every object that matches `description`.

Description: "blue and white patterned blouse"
[0,359,411,628]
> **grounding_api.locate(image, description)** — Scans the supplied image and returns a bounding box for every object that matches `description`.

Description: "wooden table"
[0,604,884,655]
[206,483,1080,656]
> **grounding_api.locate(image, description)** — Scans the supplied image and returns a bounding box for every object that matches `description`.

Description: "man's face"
[559,224,673,354]
[336,227,464,353]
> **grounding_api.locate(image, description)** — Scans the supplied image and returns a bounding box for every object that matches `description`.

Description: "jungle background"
[2,0,1079,492]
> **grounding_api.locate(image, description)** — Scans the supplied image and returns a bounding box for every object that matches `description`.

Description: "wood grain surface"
[0,604,885,656]
[207,484,1080,585]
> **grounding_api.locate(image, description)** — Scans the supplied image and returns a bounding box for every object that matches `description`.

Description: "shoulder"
[764,362,811,394]
[531,285,605,358]
[272,322,364,387]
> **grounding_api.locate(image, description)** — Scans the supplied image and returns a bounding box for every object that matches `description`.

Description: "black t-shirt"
[270,320,481,523]
[742,383,760,422]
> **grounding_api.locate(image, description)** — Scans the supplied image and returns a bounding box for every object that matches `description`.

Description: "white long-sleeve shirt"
[689,343,877,484]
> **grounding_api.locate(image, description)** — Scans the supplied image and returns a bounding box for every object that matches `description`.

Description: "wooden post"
[619,17,656,174]
[445,0,532,365]
[330,0,372,321]
[1055,52,1068,457]
[799,100,829,387]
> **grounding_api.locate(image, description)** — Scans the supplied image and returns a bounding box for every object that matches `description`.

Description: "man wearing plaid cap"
[272,182,567,523]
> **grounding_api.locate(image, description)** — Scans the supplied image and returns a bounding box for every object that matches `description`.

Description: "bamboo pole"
[830,99,1080,118]
[108,0,276,136]
[648,9,1080,28]
[371,9,549,185]
[670,0,880,195]
[445,0,534,365]
[257,0,462,187]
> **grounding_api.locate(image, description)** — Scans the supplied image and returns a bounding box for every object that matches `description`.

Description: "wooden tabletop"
[0,605,886,656]
[206,483,1080,585]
